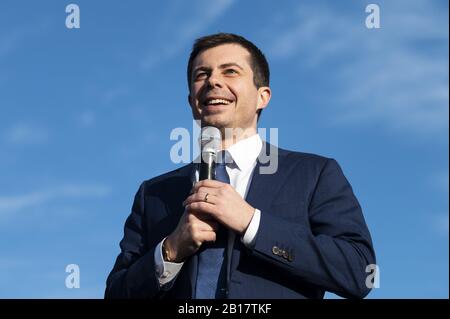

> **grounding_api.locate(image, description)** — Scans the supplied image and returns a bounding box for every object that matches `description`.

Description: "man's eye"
[224,69,238,74]
[195,72,207,79]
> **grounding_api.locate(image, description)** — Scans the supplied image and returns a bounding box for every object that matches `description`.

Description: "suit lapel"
[228,143,290,284]
[245,142,288,211]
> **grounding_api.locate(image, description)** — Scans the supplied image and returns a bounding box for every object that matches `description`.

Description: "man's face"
[188,44,270,132]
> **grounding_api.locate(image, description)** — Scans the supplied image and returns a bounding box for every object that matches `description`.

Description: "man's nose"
[207,72,223,88]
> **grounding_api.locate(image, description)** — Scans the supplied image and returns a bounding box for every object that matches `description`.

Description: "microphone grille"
[201,126,221,154]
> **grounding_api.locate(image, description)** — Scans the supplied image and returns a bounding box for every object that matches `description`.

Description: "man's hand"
[165,180,255,263]
[182,180,256,235]
[164,210,219,263]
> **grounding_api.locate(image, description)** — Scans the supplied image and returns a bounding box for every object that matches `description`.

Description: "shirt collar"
[225,133,262,172]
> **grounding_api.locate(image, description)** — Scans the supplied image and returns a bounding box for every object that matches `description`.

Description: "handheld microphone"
[199,126,221,181]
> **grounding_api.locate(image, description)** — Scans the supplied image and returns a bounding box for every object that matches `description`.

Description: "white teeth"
[206,98,231,105]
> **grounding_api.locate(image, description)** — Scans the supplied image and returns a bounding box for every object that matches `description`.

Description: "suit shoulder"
[277,147,332,167]
[140,163,193,189]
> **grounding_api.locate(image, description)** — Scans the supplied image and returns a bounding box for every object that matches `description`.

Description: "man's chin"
[200,115,230,129]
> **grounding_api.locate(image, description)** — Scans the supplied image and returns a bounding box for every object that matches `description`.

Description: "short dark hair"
[187,33,270,119]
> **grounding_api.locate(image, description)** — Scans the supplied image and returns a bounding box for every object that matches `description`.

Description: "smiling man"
[105,33,376,299]
[188,41,271,149]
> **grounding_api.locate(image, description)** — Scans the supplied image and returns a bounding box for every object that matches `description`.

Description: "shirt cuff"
[154,238,184,287]
[241,209,261,248]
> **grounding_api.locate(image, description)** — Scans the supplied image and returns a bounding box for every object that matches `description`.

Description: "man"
[105,33,376,299]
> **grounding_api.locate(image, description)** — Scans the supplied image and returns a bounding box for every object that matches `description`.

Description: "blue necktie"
[195,152,230,299]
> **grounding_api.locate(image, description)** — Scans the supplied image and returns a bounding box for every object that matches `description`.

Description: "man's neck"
[220,127,257,150]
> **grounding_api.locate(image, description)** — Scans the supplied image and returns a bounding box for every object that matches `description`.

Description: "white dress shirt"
[154,133,263,287]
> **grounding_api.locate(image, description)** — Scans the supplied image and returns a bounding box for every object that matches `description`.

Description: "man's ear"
[256,86,271,112]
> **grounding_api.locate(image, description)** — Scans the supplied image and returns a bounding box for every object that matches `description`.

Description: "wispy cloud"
[79,110,96,127]
[0,21,50,81]
[0,257,30,270]
[0,28,28,87]
[267,1,449,137]
[100,86,131,106]
[140,0,235,70]
[3,123,49,145]
[0,184,111,216]
[0,28,25,60]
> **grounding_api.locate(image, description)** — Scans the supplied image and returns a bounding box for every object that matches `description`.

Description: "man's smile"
[200,95,235,114]
[204,98,232,106]
[202,95,235,107]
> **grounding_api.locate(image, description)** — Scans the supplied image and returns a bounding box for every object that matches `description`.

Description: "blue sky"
[0,0,448,298]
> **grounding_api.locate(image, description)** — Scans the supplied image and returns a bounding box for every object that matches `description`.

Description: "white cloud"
[140,0,236,70]
[3,123,49,145]
[0,184,111,216]
[266,1,449,137]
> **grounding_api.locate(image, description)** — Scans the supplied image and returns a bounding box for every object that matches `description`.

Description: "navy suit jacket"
[105,144,375,299]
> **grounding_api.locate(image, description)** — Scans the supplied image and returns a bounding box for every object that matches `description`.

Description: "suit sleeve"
[105,183,162,299]
[251,159,376,299]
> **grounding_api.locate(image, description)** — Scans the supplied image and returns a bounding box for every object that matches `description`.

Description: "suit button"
[288,254,294,262]
[272,246,280,255]
[282,250,288,259]
[219,288,228,297]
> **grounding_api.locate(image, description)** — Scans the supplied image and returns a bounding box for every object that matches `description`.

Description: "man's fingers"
[202,220,219,232]
[188,212,220,233]
[191,180,227,194]
[186,201,218,217]
[199,230,217,243]
[188,213,219,229]
[188,210,214,221]
[183,191,218,206]
[192,230,216,247]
